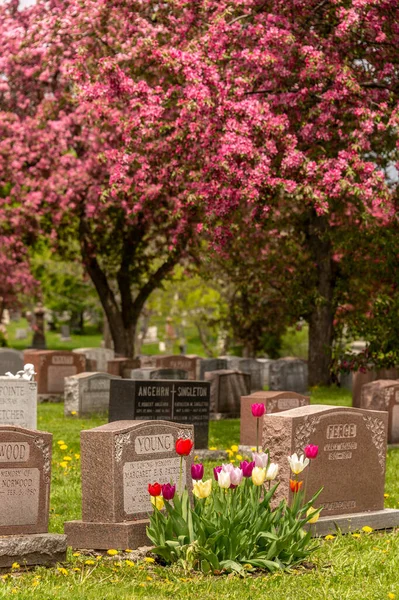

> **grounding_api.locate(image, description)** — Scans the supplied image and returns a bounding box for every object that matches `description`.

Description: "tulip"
[306,506,320,524]
[265,462,279,481]
[193,479,212,499]
[148,482,162,497]
[222,463,234,474]
[175,438,194,456]
[230,467,243,486]
[252,452,268,469]
[251,466,266,486]
[251,403,265,418]
[240,460,255,478]
[161,483,176,500]
[288,453,309,475]
[150,495,164,510]
[217,470,231,489]
[213,465,222,481]
[191,463,204,481]
[289,479,303,493]
[304,444,319,459]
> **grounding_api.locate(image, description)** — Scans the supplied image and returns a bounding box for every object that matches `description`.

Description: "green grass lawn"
[2,388,399,599]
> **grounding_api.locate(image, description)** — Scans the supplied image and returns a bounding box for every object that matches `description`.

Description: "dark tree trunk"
[307,214,335,387]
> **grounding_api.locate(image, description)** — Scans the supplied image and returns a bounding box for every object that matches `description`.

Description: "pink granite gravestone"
[23,350,86,397]
[360,379,399,443]
[155,355,197,380]
[240,391,310,446]
[65,420,194,550]
[263,405,387,517]
[352,368,399,408]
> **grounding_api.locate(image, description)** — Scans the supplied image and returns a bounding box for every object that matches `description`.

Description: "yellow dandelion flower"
[11,562,20,569]
[231,445,238,452]
[74,454,80,460]
[57,440,65,445]
[1,574,9,580]
[59,461,68,468]
[96,556,102,561]
[11,588,18,594]
[63,456,72,461]
[125,560,134,567]
[73,568,80,572]
[57,567,68,575]
[60,444,68,450]
[72,552,80,557]
[324,534,335,541]
[251,447,256,452]
[208,446,217,451]
[107,549,118,556]
[85,560,95,565]
[236,454,243,461]
[144,557,155,563]
[352,533,361,539]
[362,526,373,533]
[146,576,153,581]
[32,579,40,587]
[139,583,146,587]
[71,411,77,416]
[384,493,390,498]
[388,593,395,599]
[125,548,133,553]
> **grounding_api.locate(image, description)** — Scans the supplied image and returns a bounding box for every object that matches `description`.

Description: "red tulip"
[175,438,194,456]
[148,482,162,497]
[304,444,319,459]
[289,479,303,493]
[251,403,265,418]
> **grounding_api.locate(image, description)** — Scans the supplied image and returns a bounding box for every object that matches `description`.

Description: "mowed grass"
[2,387,399,600]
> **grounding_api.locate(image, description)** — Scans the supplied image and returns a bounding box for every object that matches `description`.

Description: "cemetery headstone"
[205,370,251,418]
[199,358,228,380]
[73,347,115,373]
[360,379,399,443]
[107,357,140,377]
[60,325,71,341]
[64,420,193,550]
[15,328,28,340]
[235,358,264,391]
[257,358,274,387]
[0,349,23,376]
[0,425,66,567]
[263,405,388,516]
[240,391,310,446]
[31,303,47,349]
[64,372,121,417]
[123,367,189,381]
[0,377,37,429]
[155,355,197,380]
[109,379,210,448]
[269,358,308,394]
[23,350,86,397]
[352,367,399,408]
[139,355,159,368]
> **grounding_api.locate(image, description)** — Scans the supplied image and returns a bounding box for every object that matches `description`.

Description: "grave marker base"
[306,508,399,537]
[65,519,149,550]
[0,534,67,569]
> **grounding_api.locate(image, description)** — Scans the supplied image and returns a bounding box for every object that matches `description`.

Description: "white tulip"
[287,453,309,475]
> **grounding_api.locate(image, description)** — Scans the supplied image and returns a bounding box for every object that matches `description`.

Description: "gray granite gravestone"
[205,370,251,418]
[73,347,115,373]
[108,379,210,448]
[0,378,37,429]
[199,359,228,380]
[64,372,121,417]
[269,358,308,394]
[0,349,23,376]
[64,420,193,550]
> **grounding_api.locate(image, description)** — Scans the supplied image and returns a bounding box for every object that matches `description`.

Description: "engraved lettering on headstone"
[326,423,357,439]
[135,434,174,455]
[0,442,30,462]
[0,467,40,526]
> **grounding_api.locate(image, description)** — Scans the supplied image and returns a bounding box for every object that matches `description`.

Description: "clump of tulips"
[147,417,322,575]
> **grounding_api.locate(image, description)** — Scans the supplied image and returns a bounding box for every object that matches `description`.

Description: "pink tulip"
[251,403,265,418]
[304,444,319,459]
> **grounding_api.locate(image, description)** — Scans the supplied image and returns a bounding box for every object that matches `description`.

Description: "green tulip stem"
[179,456,183,498]
[257,418,260,453]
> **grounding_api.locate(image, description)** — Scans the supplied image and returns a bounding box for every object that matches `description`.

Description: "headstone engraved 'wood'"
[360,380,399,443]
[0,378,37,429]
[199,359,228,380]
[269,358,308,394]
[352,368,399,408]
[205,370,251,418]
[73,348,115,373]
[155,355,197,380]
[0,349,23,376]
[23,350,86,397]
[240,391,310,446]
[108,379,210,448]
[64,372,121,417]
[263,405,387,517]
[64,420,193,550]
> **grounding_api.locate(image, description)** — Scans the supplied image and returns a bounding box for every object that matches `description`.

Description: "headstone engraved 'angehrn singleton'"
[263,405,387,516]
[108,379,210,448]
[64,420,193,549]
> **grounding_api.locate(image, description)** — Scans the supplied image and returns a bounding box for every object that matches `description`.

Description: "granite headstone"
[0,378,37,429]
[269,358,308,394]
[109,379,210,448]
[0,349,23,376]
[360,379,399,443]
[352,368,399,408]
[64,420,193,549]
[73,348,115,373]
[205,370,251,417]
[155,355,197,380]
[199,358,228,380]
[23,350,86,397]
[64,372,121,417]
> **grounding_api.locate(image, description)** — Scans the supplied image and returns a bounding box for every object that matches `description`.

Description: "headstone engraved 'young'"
[0,425,66,566]
[0,349,23,376]
[205,370,251,418]
[0,378,37,429]
[23,350,86,397]
[360,379,399,443]
[108,379,210,448]
[352,367,399,408]
[64,372,121,417]
[73,348,115,373]
[269,358,308,394]
[155,355,197,380]
[199,359,228,380]
[240,391,310,446]
[263,405,387,516]
[64,420,193,550]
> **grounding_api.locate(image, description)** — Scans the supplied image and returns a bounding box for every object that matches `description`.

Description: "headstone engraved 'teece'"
[263,405,387,517]
[23,350,86,396]
[64,420,194,549]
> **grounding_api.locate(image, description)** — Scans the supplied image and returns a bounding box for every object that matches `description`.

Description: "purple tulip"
[191,463,204,481]
[251,403,265,418]
[161,483,176,501]
[240,460,255,478]
[213,465,222,481]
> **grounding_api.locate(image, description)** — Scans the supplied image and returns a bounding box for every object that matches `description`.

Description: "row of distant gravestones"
[0,401,397,568]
